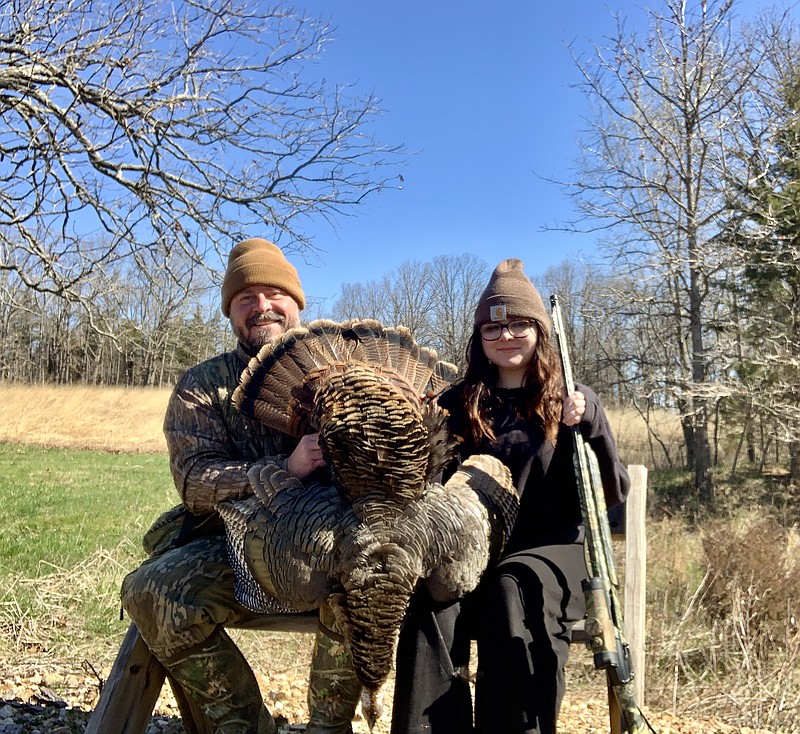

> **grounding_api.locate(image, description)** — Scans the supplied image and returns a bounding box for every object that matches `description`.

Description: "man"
[121,238,361,734]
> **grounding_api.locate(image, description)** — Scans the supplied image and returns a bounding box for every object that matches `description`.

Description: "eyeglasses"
[479,319,534,341]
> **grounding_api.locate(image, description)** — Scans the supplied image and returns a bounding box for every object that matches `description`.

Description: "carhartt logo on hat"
[220,238,306,317]
[489,304,508,322]
[473,258,550,331]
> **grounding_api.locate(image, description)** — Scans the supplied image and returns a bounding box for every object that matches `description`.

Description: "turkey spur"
[217,319,519,694]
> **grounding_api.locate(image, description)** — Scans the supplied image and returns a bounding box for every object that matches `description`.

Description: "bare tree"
[332,255,489,368]
[333,261,435,335]
[332,280,388,322]
[540,261,630,400]
[428,254,488,366]
[0,0,401,314]
[382,261,437,341]
[565,0,764,502]
[0,270,29,380]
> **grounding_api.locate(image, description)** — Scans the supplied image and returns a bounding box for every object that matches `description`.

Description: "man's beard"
[234,310,299,354]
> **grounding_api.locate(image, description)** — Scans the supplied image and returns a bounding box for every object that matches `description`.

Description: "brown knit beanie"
[473,258,551,331]
[221,238,306,316]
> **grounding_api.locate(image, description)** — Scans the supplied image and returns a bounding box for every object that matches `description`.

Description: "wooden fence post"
[624,464,648,706]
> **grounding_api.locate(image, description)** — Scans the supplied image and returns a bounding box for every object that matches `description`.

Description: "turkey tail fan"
[235,318,459,438]
[383,325,420,392]
[233,323,318,435]
[234,320,367,436]
[235,337,312,435]
[340,319,454,398]
[342,319,390,366]
[405,345,457,398]
[296,319,368,366]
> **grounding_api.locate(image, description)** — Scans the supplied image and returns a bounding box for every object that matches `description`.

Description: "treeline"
[0,247,796,499]
[0,268,231,388]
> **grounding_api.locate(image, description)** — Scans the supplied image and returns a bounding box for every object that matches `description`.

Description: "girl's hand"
[561,389,586,427]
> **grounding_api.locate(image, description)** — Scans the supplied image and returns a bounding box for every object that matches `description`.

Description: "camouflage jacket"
[163,343,296,515]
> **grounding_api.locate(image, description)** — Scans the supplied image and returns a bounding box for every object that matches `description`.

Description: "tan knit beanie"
[473,258,550,331]
[221,238,306,316]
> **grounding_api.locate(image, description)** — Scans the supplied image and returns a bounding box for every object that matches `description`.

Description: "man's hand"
[287,432,327,479]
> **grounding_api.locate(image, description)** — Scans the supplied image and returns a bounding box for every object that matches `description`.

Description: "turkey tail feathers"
[233,319,458,436]
[234,320,364,436]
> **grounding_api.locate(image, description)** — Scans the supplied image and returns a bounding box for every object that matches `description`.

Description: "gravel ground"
[0,660,783,734]
[0,625,785,734]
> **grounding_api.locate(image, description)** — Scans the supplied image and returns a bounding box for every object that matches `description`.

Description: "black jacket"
[438,382,629,549]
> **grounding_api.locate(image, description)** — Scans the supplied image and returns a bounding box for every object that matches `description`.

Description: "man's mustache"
[246,310,286,328]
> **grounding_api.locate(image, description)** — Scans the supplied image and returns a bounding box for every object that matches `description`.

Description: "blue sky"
[286,1,764,316]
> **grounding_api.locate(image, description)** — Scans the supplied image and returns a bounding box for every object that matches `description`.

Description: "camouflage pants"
[121,534,360,733]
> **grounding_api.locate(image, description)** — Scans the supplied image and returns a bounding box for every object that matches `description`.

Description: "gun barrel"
[549,293,650,734]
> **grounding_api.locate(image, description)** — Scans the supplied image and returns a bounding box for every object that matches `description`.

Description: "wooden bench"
[85,465,648,734]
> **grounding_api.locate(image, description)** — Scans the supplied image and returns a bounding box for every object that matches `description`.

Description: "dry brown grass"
[0,382,676,466]
[0,383,170,453]
[605,405,684,469]
[642,512,800,732]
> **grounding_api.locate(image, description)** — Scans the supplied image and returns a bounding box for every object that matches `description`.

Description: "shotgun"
[550,294,653,734]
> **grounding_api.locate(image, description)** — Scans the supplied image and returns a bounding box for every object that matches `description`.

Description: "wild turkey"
[217,319,519,708]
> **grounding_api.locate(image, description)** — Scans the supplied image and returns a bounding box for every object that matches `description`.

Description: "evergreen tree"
[726,73,800,481]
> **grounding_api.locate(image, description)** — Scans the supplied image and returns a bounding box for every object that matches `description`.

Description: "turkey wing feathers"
[219,463,352,612]
[422,453,518,601]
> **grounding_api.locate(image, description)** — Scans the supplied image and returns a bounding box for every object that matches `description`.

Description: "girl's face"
[480,318,538,386]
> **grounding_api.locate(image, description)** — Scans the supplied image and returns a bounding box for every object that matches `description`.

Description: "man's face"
[229,285,301,353]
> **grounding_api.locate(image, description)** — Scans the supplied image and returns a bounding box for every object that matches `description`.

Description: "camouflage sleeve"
[163,369,284,515]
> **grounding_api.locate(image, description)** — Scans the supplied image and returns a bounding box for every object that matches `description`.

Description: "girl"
[391,258,630,734]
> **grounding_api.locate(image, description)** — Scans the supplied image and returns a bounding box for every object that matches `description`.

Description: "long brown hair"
[460,321,563,445]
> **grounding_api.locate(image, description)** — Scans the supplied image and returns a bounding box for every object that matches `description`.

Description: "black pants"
[391,542,587,734]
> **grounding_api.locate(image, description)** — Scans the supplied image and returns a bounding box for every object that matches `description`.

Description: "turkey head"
[218,319,519,700]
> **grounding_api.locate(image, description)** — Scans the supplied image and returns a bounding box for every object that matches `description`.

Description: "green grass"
[0,443,177,657]
[0,443,174,574]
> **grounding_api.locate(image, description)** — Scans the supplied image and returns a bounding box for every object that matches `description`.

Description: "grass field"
[0,445,171,575]
[0,442,322,731]
[0,444,175,661]
[0,383,169,454]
